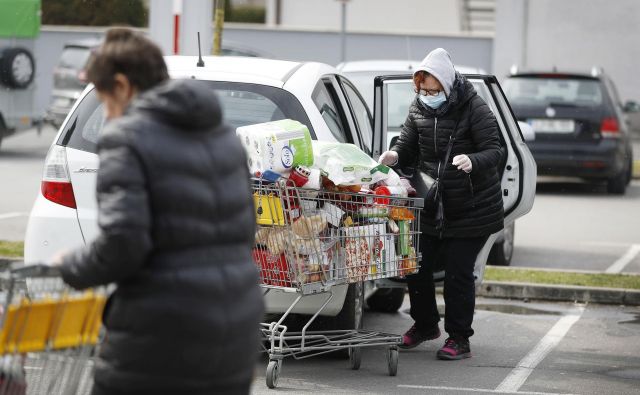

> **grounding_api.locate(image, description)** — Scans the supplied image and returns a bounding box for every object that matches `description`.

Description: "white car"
[337,59,520,270]
[25,56,536,331]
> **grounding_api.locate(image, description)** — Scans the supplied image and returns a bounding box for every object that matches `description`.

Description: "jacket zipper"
[468,174,475,207]
[433,117,438,155]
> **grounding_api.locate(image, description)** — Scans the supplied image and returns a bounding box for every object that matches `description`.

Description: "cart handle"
[10,263,62,279]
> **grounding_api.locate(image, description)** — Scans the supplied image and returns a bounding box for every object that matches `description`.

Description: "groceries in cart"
[237,120,422,293]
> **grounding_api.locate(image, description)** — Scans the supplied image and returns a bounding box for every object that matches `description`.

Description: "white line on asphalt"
[0,212,27,220]
[398,385,577,395]
[494,306,585,394]
[605,244,640,273]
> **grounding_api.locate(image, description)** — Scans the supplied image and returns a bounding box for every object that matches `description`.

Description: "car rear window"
[58,80,315,154]
[503,77,604,107]
[58,46,92,70]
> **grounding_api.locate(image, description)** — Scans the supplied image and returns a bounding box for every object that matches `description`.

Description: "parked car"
[25,56,536,331]
[46,39,100,128]
[503,68,634,194]
[337,60,517,269]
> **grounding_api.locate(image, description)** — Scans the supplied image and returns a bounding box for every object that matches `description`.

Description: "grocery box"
[252,249,292,287]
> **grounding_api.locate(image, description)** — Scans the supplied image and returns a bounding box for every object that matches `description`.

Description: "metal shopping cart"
[0,264,106,395]
[252,178,422,388]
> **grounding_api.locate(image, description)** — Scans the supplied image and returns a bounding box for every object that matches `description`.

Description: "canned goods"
[289,165,311,187]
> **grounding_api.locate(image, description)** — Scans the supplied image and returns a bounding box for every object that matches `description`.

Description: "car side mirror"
[518,121,535,142]
[623,100,640,113]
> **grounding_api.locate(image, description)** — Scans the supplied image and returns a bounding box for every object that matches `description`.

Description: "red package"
[252,249,292,287]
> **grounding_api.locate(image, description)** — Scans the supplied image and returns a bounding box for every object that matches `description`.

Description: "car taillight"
[41,145,77,209]
[601,117,620,138]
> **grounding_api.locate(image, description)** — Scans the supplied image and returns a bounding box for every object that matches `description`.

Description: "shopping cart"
[0,264,106,395]
[252,178,422,388]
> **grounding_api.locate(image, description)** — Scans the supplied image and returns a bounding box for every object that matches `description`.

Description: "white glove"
[379,151,399,166]
[452,154,472,173]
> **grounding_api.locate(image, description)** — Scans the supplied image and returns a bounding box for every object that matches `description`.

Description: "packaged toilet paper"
[236,119,314,175]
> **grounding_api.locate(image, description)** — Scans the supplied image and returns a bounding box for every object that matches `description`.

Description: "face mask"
[419,91,447,109]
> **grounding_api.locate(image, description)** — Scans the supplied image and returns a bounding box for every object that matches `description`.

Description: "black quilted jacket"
[60,79,263,394]
[392,75,504,238]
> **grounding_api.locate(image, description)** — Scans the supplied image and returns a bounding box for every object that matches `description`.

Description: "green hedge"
[42,0,147,27]
[225,5,265,24]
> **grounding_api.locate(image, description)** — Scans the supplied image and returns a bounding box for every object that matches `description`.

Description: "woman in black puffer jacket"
[379,48,504,360]
[54,28,263,394]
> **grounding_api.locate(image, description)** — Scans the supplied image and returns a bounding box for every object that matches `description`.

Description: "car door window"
[339,78,373,154]
[312,80,352,144]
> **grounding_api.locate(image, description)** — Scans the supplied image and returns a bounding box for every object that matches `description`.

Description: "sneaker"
[436,337,471,360]
[399,324,441,349]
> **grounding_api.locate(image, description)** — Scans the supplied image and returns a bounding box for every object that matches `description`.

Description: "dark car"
[503,69,634,194]
[46,39,100,128]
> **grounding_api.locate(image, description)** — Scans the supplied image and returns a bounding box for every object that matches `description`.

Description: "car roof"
[164,56,308,87]
[337,59,485,74]
[63,38,102,48]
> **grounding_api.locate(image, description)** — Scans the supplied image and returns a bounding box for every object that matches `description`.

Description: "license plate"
[529,119,575,133]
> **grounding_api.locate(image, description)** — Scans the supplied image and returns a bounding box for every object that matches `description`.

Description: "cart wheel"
[266,360,280,389]
[387,346,399,376]
[349,347,361,370]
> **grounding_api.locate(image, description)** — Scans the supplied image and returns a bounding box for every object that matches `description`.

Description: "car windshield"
[58,46,91,70]
[58,80,314,154]
[503,77,604,107]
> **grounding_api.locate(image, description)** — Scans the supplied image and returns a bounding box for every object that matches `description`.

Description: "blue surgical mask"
[419,91,447,109]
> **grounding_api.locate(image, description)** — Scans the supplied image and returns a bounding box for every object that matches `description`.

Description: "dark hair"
[86,28,169,93]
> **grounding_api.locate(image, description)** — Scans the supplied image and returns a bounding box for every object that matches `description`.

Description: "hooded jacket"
[392,72,505,238]
[60,79,264,393]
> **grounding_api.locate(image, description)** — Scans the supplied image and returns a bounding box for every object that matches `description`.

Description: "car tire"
[0,47,35,89]
[332,282,364,330]
[366,288,405,313]
[488,223,514,266]
[607,169,627,195]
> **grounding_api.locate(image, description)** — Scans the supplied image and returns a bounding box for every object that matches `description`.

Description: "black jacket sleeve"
[467,95,502,173]
[391,110,420,168]
[59,127,152,289]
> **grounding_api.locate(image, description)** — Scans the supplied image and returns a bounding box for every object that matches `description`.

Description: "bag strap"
[436,101,470,179]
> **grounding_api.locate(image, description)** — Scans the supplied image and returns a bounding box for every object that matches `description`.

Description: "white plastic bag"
[312,141,400,186]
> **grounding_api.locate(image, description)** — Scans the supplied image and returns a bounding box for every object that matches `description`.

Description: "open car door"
[371,74,536,284]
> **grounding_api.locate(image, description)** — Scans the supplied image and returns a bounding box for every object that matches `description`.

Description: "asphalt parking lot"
[252,296,640,395]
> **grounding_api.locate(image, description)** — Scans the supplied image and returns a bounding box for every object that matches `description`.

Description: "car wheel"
[366,288,405,313]
[333,282,364,330]
[626,157,633,186]
[311,282,364,332]
[607,169,627,195]
[0,47,35,89]
[488,223,514,266]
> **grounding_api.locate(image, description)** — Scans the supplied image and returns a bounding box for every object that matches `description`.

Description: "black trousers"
[407,234,489,339]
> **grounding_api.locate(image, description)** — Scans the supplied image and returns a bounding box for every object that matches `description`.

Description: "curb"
[478,281,640,306]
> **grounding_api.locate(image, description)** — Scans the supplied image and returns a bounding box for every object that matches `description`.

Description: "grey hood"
[129,79,223,131]
[414,48,457,97]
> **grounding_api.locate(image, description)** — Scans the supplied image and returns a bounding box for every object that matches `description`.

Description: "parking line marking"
[398,385,577,395]
[605,244,640,273]
[0,212,27,220]
[494,306,585,393]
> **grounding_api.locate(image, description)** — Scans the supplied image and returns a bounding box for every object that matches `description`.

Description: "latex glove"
[452,154,472,173]
[379,151,399,166]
